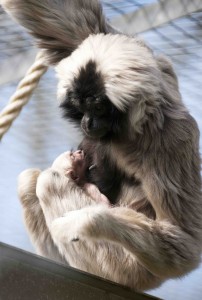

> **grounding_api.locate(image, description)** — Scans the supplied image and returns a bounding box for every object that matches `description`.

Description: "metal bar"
[0,242,161,300]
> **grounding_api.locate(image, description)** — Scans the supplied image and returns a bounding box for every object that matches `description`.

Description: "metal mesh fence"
[0,8,33,61]
[0,1,201,58]
[1,0,201,135]
[0,2,202,300]
[102,0,155,18]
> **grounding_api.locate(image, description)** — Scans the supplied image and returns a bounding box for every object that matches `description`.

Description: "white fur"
[56,34,159,111]
[51,206,105,243]
[51,151,73,172]
[9,0,201,292]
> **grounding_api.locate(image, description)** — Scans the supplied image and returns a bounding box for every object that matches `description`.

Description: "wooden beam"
[111,0,202,34]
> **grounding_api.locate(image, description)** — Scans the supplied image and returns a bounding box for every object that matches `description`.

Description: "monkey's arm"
[36,168,100,228]
[18,169,65,263]
[51,204,201,279]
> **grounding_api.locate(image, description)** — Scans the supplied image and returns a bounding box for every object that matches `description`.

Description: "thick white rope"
[0,51,48,140]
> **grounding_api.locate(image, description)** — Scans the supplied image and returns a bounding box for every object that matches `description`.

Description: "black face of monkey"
[60,60,124,139]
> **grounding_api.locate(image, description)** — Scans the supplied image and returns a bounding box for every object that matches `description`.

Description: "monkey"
[51,149,110,206]
[18,150,161,291]
[3,0,202,291]
[18,150,110,261]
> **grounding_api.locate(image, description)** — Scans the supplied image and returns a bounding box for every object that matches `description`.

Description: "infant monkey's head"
[52,150,86,185]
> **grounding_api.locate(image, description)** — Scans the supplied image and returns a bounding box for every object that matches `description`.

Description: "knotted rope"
[0,51,48,140]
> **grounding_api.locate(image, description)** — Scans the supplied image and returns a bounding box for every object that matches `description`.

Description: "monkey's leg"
[18,169,65,263]
[51,205,201,280]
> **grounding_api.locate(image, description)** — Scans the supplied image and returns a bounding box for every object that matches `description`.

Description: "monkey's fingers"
[84,183,110,207]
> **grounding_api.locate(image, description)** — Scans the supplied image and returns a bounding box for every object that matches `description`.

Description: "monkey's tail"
[1,0,112,64]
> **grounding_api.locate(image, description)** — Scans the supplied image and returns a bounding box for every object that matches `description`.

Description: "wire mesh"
[0,2,202,300]
[1,0,201,137]
[0,7,33,61]
[102,0,155,18]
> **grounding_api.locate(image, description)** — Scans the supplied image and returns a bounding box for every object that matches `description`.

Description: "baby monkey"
[52,150,110,206]
[18,150,110,263]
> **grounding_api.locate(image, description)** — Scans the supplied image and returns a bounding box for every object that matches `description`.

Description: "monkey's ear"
[1,0,108,65]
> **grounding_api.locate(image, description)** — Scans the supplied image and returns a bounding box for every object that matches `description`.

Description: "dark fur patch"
[52,171,60,178]
[60,60,125,137]
[73,60,105,99]
[60,97,83,126]
[60,60,105,124]
[79,138,138,205]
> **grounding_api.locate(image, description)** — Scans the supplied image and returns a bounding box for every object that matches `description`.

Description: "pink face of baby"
[52,150,110,206]
[52,150,86,183]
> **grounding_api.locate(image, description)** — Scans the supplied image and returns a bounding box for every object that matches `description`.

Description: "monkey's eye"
[95,104,102,111]
[95,104,108,117]
[69,97,78,105]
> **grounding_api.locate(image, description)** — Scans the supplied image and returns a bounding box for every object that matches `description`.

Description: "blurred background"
[0,1,202,299]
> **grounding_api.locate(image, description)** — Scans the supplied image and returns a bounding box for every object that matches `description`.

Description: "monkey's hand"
[83,183,111,207]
